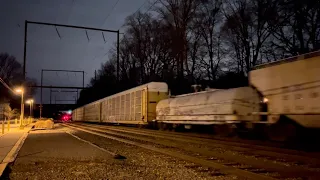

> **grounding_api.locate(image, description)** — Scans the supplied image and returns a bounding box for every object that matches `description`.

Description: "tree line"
[0,53,36,109]
[77,0,320,106]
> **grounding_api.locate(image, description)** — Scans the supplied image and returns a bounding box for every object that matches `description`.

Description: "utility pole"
[40,69,85,114]
[50,90,78,104]
[23,20,118,83]
[50,88,52,104]
[55,100,77,104]
[95,70,97,81]
[40,70,43,118]
[117,30,120,82]
[23,20,28,80]
[82,71,84,89]
[29,85,86,89]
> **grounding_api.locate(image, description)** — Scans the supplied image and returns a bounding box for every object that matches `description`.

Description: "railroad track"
[75,122,320,162]
[102,123,282,146]
[63,123,320,180]
[80,122,320,158]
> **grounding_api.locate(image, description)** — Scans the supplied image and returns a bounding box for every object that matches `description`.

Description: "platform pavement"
[0,123,34,176]
[2,124,122,179]
[0,120,19,137]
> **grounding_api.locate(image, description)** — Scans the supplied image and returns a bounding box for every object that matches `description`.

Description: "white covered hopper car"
[156,50,320,140]
[156,87,262,125]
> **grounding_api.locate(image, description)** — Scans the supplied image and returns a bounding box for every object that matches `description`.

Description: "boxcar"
[72,82,168,125]
[250,50,320,128]
[72,107,84,121]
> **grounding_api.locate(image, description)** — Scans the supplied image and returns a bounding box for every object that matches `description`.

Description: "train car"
[72,107,84,121]
[156,87,262,126]
[72,82,168,125]
[72,51,320,142]
[249,50,320,140]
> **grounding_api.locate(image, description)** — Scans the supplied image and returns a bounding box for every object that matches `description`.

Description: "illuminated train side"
[156,87,262,126]
[73,82,168,125]
[73,51,320,141]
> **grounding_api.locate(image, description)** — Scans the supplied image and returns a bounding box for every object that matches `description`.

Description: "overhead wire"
[0,77,15,93]
[119,0,159,32]
[67,72,70,84]
[102,32,106,43]
[55,26,62,39]
[99,0,121,28]
[91,0,158,76]
[87,0,120,63]
[67,0,76,26]
[116,0,150,31]
[85,30,90,42]
[56,72,60,86]
[90,0,159,74]
[144,0,159,15]
[132,0,150,16]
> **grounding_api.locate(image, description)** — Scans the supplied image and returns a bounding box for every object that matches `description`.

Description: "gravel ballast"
[5,125,240,180]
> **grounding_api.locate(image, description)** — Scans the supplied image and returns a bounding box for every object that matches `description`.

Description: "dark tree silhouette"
[77,0,320,106]
[0,53,37,108]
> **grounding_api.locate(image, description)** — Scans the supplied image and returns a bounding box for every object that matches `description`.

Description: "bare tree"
[157,0,200,79]
[271,0,320,55]
[0,53,37,102]
[186,25,202,82]
[0,53,22,82]
[6,108,20,120]
[78,0,320,103]
[222,0,282,73]
[195,0,224,81]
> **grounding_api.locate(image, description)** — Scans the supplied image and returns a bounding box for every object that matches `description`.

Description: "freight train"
[72,51,320,142]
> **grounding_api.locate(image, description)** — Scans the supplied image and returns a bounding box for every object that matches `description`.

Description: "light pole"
[31,100,34,117]
[26,99,34,117]
[15,88,24,127]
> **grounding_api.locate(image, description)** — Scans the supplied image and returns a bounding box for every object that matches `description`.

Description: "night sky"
[0,0,149,104]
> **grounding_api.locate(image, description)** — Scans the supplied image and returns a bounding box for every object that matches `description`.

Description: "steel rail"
[77,123,320,166]
[72,123,320,179]
[63,123,278,180]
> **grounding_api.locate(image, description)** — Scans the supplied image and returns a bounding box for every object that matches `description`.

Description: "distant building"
[0,103,11,120]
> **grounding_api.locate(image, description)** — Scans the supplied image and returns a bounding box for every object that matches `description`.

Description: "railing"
[1,117,36,134]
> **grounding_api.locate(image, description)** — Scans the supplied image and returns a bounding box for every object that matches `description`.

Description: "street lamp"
[26,99,34,117]
[15,87,24,127]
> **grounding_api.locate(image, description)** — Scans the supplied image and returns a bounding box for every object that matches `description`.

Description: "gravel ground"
[4,125,241,180]
[71,123,320,179]
[82,124,320,172]
[100,125,320,170]
[67,128,242,180]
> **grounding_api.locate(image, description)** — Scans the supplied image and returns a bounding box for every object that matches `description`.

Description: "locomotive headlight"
[263,97,269,103]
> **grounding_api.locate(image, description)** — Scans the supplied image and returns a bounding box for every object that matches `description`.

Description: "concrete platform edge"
[0,126,33,178]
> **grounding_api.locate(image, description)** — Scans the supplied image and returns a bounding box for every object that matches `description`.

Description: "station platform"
[1,124,123,179]
[0,123,34,177]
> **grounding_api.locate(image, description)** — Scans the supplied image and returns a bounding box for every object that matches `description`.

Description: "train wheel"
[213,124,236,137]
[166,124,174,131]
[267,122,298,143]
[250,123,269,140]
[148,121,157,129]
[137,124,144,129]
[172,124,182,132]
[158,122,169,131]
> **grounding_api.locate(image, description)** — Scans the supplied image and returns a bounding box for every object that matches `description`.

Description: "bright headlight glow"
[263,97,269,103]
